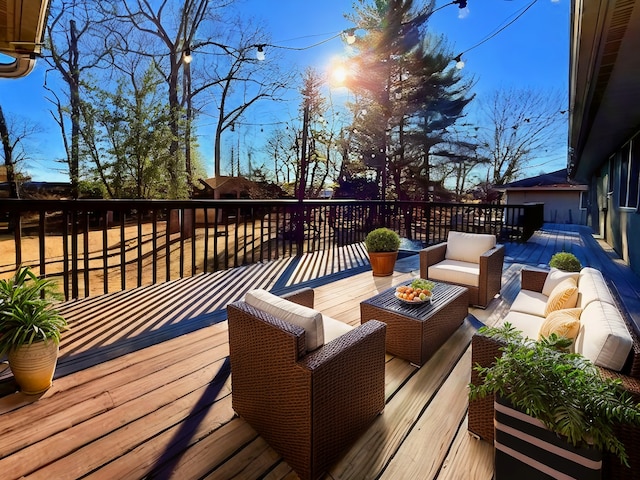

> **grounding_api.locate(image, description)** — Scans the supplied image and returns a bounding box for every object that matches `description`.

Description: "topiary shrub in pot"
[549,251,582,272]
[0,267,67,395]
[365,227,401,277]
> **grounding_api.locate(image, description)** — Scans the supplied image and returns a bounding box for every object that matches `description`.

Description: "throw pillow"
[539,308,582,341]
[544,277,579,317]
[542,267,581,296]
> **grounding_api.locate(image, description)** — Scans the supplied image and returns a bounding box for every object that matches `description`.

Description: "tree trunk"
[0,105,19,198]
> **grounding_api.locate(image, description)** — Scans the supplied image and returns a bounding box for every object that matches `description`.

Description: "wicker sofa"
[420,231,505,308]
[226,287,386,480]
[469,266,640,479]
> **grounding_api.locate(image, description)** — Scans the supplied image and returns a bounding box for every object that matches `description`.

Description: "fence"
[0,199,543,300]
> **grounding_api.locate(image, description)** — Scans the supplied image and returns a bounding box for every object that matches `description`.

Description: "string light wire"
[454,0,539,61]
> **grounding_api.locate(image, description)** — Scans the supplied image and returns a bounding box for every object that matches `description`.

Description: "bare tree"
[476,88,566,185]
[205,17,291,178]
[102,0,224,197]
[0,106,43,198]
[103,1,289,196]
[0,105,20,198]
[44,0,112,198]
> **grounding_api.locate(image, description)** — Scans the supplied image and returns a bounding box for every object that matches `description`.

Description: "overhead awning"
[0,0,50,78]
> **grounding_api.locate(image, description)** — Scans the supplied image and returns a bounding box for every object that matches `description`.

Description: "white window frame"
[619,137,639,210]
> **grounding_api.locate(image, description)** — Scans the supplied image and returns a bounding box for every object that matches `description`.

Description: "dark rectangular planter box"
[494,397,602,480]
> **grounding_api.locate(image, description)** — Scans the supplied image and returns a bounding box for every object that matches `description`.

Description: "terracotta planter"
[368,251,398,277]
[8,340,59,394]
[494,396,602,480]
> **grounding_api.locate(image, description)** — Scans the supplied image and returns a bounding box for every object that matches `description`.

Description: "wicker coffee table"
[360,281,469,366]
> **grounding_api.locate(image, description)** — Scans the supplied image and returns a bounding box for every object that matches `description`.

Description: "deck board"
[1,224,639,479]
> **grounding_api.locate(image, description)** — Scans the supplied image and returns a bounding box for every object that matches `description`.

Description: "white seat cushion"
[542,268,580,296]
[323,315,354,343]
[499,311,545,340]
[509,289,548,318]
[575,301,633,371]
[245,289,324,350]
[428,259,480,287]
[445,231,496,264]
[577,267,616,309]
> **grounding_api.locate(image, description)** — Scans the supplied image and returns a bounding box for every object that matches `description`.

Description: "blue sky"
[0,0,569,182]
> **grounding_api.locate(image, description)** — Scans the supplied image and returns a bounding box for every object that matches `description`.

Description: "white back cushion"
[576,301,632,371]
[577,267,615,308]
[245,289,324,350]
[542,268,580,296]
[445,231,496,264]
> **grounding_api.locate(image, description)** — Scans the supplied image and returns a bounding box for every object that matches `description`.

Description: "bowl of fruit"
[395,278,435,304]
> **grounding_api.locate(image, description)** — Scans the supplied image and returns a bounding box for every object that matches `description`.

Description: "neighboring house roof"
[498,169,588,192]
[569,0,640,181]
[199,176,253,190]
[0,0,50,78]
[197,176,258,197]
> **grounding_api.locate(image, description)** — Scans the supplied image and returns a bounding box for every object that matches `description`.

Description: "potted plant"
[365,227,401,276]
[0,267,67,394]
[469,323,640,479]
[549,251,582,272]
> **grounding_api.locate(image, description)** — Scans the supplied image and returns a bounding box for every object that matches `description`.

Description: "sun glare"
[331,64,348,86]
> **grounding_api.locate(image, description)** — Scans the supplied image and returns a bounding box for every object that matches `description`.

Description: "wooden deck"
[1,224,639,479]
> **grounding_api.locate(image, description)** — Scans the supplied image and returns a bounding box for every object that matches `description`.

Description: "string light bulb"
[183,48,192,64]
[454,54,465,69]
[256,45,265,61]
[345,29,356,45]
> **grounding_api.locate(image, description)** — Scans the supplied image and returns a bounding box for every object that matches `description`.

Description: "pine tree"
[345,0,474,200]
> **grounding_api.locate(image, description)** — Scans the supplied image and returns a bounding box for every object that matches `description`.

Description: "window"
[579,191,588,210]
[630,137,640,210]
[618,138,639,209]
[609,155,615,193]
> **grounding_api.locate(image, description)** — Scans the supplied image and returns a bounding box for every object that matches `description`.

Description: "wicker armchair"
[226,288,386,480]
[419,231,505,308]
[468,268,640,479]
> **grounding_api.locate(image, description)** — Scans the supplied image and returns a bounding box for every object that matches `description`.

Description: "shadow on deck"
[1,224,639,479]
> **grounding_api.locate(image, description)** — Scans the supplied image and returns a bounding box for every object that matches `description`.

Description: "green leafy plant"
[0,267,67,356]
[411,278,435,292]
[469,323,640,466]
[549,251,582,272]
[365,227,400,253]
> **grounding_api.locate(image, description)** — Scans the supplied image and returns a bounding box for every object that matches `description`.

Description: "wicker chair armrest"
[480,244,505,262]
[479,244,505,278]
[520,266,549,292]
[419,243,447,278]
[299,319,387,474]
[227,301,307,361]
[281,287,315,309]
[470,331,506,378]
[599,368,640,401]
[598,367,640,478]
[477,244,505,307]
[468,331,507,442]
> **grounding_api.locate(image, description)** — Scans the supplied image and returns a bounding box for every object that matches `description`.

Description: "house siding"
[588,130,640,276]
[505,191,587,225]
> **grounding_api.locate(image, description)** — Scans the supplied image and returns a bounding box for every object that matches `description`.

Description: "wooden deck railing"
[0,199,543,300]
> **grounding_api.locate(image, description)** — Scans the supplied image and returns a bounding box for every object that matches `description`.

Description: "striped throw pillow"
[544,277,578,317]
[539,308,582,341]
